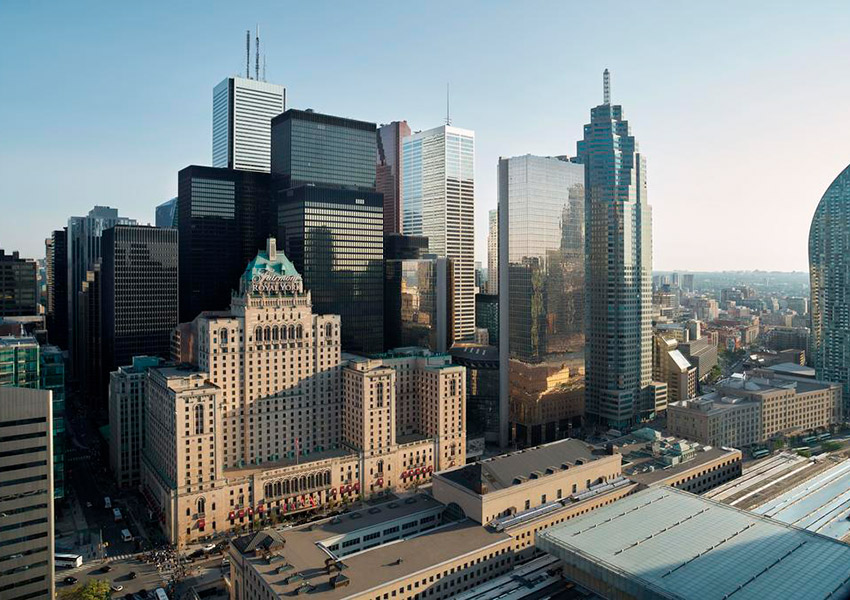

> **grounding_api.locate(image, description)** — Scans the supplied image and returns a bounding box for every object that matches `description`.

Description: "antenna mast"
[445,83,451,126]
[246,30,251,78]
[263,54,267,81]
[255,25,260,81]
[603,68,611,104]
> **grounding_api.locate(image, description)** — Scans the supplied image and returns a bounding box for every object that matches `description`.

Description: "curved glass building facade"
[809,163,850,412]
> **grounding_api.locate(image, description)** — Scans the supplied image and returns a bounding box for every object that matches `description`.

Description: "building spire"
[603,68,611,105]
[445,82,452,126]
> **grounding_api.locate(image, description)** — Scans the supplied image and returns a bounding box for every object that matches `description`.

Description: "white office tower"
[403,125,475,342]
[212,77,285,172]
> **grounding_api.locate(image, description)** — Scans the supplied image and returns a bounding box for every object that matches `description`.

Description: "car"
[85,501,93,508]
[112,584,124,592]
[63,576,78,584]
[128,571,137,580]
[101,564,112,572]
[202,543,216,552]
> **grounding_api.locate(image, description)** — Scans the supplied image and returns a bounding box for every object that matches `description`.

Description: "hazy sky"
[1,2,849,271]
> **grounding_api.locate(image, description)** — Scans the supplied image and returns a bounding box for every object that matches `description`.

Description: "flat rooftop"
[538,486,850,600]
[233,495,511,598]
[625,445,740,485]
[437,439,597,494]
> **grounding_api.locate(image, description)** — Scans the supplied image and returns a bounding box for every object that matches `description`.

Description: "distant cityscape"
[2,20,850,600]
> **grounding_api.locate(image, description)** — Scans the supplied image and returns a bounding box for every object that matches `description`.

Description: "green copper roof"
[242,239,300,280]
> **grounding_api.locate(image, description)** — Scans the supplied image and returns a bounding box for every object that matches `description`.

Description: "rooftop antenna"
[263,54,267,82]
[445,82,451,126]
[255,25,260,82]
[603,68,611,104]
[246,30,251,78]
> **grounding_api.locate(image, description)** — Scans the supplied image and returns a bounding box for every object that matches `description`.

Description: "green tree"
[822,441,841,452]
[58,579,111,600]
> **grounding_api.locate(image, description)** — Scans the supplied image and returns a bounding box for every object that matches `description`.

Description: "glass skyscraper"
[809,163,850,413]
[213,76,285,173]
[272,109,384,353]
[577,71,654,428]
[498,155,586,447]
[403,125,475,342]
[377,121,411,234]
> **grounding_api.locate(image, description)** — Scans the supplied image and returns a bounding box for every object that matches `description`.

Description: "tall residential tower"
[577,71,654,428]
[810,163,850,412]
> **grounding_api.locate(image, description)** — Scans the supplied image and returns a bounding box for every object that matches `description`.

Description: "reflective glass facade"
[577,91,653,428]
[377,121,411,234]
[402,126,475,342]
[451,344,499,442]
[810,163,850,412]
[498,155,586,447]
[177,165,272,323]
[385,257,451,352]
[278,187,384,353]
[0,249,37,317]
[272,109,376,190]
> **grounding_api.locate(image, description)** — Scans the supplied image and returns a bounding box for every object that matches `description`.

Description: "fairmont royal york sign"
[250,271,301,294]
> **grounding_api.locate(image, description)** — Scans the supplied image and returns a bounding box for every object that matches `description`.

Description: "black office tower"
[272,109,384,353]
[47,229,68,349]
[102,225,178,375]
[177,166,272,322]
[0,249,38,317]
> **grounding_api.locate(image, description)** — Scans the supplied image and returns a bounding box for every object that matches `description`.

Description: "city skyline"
[2,3,850,271]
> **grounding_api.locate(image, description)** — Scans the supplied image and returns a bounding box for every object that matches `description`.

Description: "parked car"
[128,571,137,580]
[202,543,216,553]
[63,576,78,584]
[112,584,124,592]
[101,564,112,572]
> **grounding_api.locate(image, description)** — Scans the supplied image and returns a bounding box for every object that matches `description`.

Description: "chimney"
[267,238,277,261]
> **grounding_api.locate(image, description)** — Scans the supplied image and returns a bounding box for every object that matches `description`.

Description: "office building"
[272,109,383,353]
[0,249,38,317]
[384,255,452,353]
[45,229,68,349]
[538,486,850,600]
[213,76,285,173]
[682,273,695,293]
[403,125,476,343]
[155,197,177,228]
[668,371,842,448]
[578,70,653,427]
[109,356,163,488]
[0,386,54,600]
[177,165,272,323]
[653,335,695,405]
[486,208,498,294]
[810,163,850,411]
[475,293,498,347]
[677,336,718,381]
[450,343,499,442]
[101,225,178,374]
[384,233,427,261]
[140,240,465,546]
[67,206,136,377]
[498,154,585,447]
[377,121,411,234]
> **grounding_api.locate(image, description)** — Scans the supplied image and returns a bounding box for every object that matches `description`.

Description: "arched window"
[264,326,271,341]
[272,326,279,341]
[299,475,307,490]
[255,326,262,342]
[296,325,303,338]
[281,326,288,340]
[324,471,331,485]
[197,497,206,515]
[288,325,296,339]
[325,323,333,338]
[264,483,272,498]
[376,382,384,407]
[284,479,291,494]
[194,404,204,435]
[274,481,282,496]
[308,473,315,489]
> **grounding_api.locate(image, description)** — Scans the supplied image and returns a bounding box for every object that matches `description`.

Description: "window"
[194,405,205,435]
[197,497,206,514]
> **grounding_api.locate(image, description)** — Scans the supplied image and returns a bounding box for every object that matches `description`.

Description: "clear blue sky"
[2,1,849,271]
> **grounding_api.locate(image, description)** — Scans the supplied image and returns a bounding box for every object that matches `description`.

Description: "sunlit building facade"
[810,163,850,412]
[498,155,586,447]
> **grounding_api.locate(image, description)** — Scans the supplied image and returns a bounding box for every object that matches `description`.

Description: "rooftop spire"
[603,68,611,105]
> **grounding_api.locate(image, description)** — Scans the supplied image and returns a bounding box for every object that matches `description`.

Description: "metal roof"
[538,486,850,600]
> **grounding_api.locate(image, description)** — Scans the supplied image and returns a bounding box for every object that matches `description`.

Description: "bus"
[55,553,83,569]
[154,588,169,600]
[802,436,817,444]
[818,432,831,441]
[751,448,770,459]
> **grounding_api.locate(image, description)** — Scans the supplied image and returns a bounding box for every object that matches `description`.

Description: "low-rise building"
[537,486,850,600]
[668,371,843,448]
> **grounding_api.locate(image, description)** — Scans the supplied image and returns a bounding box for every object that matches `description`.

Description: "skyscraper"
[67,206,136,378]
[577,70,654,428]
[101,225,178,374]
[272,109,384,353]
[0,249,38,316]
[212,77,285,173]
[177,165,272,323]
[155,197,177,228]
[498,155,586,447]
[486,208,498,294]
[810,163,850,412]
[45,229,68,349]
[403,125,475,342]
[377,121,411,234]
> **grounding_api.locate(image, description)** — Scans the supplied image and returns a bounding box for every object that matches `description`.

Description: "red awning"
[238,509,245,518]
[353,482,360,491]
[198,519,205,528]
[229,511,235,520]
